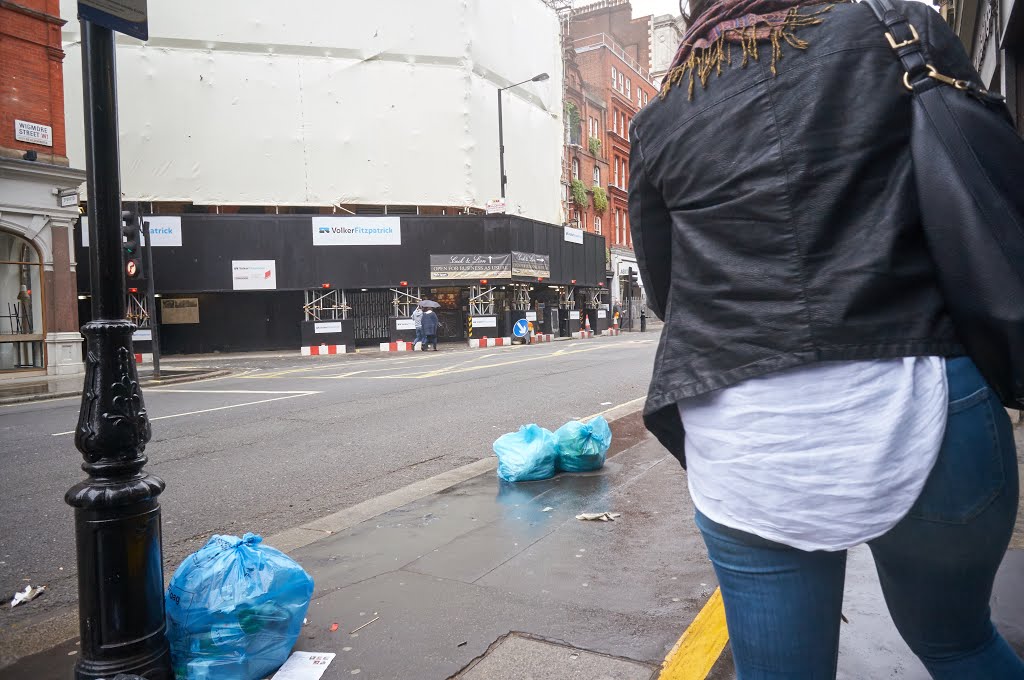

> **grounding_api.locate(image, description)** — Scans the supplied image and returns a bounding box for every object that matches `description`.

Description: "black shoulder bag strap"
[861,0,1024,410]
[860,0,1007,104]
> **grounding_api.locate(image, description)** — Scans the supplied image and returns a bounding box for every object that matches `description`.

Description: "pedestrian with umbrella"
[419,300,440,351]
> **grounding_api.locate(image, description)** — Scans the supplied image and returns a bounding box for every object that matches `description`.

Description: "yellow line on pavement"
[660,587,729,680]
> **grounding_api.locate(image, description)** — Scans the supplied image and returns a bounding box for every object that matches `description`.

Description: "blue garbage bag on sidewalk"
[493,424,558,482]
[165,533,314,680]
[555,416,612,472]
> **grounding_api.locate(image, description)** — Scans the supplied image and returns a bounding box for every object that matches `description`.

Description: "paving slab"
[454,633,657,680]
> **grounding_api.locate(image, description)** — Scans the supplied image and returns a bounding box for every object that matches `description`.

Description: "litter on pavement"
[493,416,613,483]
[542,507,554,512]
[165,533,314,680]
[576,512,622,522]
[350,616,380,634]
[271,651,336,680]
[10,584,45,607]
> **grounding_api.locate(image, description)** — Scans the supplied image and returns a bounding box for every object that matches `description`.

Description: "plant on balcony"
[571,179,588,207]
[565,101,582,146]
[588,136,602,156]
[592,185,608,213]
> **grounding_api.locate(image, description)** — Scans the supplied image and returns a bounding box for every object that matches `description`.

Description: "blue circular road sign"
[513,318,529,337]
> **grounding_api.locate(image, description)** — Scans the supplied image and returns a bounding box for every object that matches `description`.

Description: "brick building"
[561,0,666,312]
[0,0,85,376]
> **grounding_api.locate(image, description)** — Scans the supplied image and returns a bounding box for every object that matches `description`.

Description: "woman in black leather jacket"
[629,0,1024,677]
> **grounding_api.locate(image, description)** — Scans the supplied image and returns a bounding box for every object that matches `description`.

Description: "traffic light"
[121,210,144,280]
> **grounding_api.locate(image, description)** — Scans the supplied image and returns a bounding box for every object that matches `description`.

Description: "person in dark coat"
[629,0,1023,677]
[420,308,438,351]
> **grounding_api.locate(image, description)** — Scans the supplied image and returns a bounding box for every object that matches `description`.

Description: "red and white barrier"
[606,328,621,336]
[133,353,153,364]
[379,341,415,352]
[531,333,554,343]
[573,330,594,339]
[468,337,511,349]
[301,344,348,356]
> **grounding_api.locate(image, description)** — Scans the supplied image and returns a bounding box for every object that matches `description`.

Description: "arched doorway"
[0,230,45,371]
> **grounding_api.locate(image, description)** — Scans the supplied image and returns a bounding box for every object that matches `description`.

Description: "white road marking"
[50,392,319,436]
[146,389,313,395]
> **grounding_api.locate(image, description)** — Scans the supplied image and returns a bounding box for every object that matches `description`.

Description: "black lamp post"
[66,19,172,680]
[497,72,549,198]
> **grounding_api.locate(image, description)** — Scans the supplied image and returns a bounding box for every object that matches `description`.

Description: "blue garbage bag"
[165,533,314,680]
[555,416,612,472]
[493,424,558,482]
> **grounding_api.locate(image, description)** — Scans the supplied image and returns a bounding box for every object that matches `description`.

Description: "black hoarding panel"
[157,291,303,354]
[75,214,609,294]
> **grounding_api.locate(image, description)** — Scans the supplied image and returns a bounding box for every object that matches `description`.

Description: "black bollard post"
[65,20,172,680]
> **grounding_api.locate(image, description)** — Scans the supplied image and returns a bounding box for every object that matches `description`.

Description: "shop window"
[0,231,44,371]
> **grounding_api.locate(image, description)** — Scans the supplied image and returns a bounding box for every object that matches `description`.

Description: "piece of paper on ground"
[271,651,336,680]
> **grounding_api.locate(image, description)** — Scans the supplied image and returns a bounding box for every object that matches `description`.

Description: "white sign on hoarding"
[564,226,583,244]
[315,321,342,334]
[525,311,537,321]
[598,310,607,319]
[312,217,401,246]
[80,216,182,247]
[395,319,416,330]
[232,260,277,290]
[15,120,52,147]
[485,198,507,214]
[569,310,580,320]
[132,329,152,341]
[146,216,183,246]
[473,316,497,328]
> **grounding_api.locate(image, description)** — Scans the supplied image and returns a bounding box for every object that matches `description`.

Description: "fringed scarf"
[662,0,846,99]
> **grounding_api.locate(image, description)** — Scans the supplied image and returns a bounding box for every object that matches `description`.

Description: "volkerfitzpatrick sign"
[80,215,181,247]
[312,217,401,246]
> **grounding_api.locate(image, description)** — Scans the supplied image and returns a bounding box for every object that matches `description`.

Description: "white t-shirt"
[677,357,947,552]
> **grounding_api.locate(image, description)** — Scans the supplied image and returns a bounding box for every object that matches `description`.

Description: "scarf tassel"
[661,4,838,101]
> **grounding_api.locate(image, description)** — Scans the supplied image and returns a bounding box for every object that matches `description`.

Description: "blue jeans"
[696,357,1023,679]
[414,328,424,345]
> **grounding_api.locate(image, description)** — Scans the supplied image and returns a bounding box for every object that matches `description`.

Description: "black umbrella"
[418,300,441,308]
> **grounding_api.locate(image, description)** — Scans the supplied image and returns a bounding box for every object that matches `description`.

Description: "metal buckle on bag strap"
[885,23,920,50]
[903,64,970,91]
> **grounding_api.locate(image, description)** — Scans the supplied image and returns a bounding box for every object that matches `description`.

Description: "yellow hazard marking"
[659,587,729,680]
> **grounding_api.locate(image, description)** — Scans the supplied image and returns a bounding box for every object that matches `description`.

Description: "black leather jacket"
[629,1,971,467]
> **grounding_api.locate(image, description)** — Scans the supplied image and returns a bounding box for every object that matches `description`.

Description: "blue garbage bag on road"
[165,533,314,680]
[555,416,612,472]
[493,424,558,482]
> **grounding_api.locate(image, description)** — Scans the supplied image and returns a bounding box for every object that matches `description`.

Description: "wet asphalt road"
[0,335,657,658]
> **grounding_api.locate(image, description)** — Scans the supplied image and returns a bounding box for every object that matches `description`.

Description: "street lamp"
[67,20,172,679]
[497,72,549,198]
